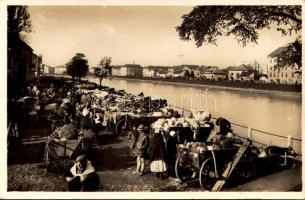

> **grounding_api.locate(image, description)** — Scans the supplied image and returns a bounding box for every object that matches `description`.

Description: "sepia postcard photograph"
[1,0,304,199]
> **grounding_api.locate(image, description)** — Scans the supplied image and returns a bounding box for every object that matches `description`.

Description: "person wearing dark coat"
[150,131,167,179]
[128,126,139,158]
[195,122,214,142]
[177,127,194,144]
[215,117,232,136]
[134,125,149,176]
[166,131,178,177]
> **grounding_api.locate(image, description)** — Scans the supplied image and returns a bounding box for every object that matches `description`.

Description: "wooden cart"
[175,139,251,191]
[44,129,83,172]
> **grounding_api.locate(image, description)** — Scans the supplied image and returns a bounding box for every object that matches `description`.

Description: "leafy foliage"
[93,67,102,77]
[176,6,302,69]
[7,6,33,97]
[94,57,112,86]
[8,6,32,40]
[66,53,89,80]
[99,57,112,74]
[176,6,301,47]
[275,37,302,69]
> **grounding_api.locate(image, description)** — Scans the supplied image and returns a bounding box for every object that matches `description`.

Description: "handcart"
[175,138,251,191]
[44,129,83,172]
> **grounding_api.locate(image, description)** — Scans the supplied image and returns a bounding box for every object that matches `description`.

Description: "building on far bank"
[44,65,55,75]
[267,45,302,85]
[226,64,255,82]
[111,64,142,77]
[143,66,156,78]
[200,66,218,80]
[143,66,172,78]
[111,65,123,76]
[54,65,66,74]
[156,68,169,78]
[240,71,255,82]
[213,69,228,81]
[121,64,143,77]
[172,68,186,78]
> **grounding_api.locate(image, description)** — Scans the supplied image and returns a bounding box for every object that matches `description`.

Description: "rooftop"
[268,46,289,58]
[123,64,142,68]
[226,64,254,71]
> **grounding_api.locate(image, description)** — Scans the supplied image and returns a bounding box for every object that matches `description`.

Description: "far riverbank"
[105,76,301,99]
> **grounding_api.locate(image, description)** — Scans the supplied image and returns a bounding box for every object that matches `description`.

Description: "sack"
[58,124,78,140]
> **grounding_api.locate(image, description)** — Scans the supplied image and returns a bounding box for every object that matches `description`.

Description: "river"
[88,77,302,155]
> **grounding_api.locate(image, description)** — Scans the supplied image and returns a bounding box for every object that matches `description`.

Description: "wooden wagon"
[44,129,83,172]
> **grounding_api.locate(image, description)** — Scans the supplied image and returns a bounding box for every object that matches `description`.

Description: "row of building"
[109,45,302,85]
[8,37,43,97]
[41,44,302,85]
[8,38,43,82]
[267,46,302,85]
[111,64,256,82]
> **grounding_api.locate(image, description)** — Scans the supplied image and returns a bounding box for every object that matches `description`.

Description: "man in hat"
[66,154,99,191]
[133,124,149,176]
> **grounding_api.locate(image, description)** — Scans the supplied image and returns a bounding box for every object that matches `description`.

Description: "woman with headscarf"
[66,155,99,191]
[150,129,167,179]
[215,117,232,136]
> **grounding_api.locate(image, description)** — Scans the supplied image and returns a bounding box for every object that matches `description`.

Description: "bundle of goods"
[177,142,208,154]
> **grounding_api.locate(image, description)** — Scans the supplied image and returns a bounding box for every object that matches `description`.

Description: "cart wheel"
[175,154,195,182]
[116,119,128,136]
[199,157,217,190]
[45,147,52,171]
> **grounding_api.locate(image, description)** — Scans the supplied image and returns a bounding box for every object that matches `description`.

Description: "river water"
[89,77,302,154]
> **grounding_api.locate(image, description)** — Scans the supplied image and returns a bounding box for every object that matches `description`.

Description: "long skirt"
[150,160,167,173]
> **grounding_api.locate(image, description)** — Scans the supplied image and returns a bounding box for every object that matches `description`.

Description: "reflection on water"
[91,78,302,153]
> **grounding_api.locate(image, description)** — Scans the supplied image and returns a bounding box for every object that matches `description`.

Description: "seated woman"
[66,155,99,191]
[215,117,233,136]
[208,117,233,143]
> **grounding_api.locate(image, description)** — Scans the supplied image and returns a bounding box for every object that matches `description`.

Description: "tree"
[93,67,102,77]
[99,56,112,75]
[176,6,301,68]
[275,37,301,69]
[7,6,33,98]
[95,57,112,86]
[66,53,89,80]
[8,6,32,41]
[93,67,106,86]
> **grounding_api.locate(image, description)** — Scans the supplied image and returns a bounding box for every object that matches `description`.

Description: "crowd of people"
[128,110,234,180]
[8,76,234,191]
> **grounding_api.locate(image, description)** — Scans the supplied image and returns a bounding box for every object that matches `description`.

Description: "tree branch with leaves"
[94,56,112,86]
[8,6,32,41]
[176,6,301,68]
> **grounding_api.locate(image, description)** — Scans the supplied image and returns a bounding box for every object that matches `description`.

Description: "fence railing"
[168,104,302,158]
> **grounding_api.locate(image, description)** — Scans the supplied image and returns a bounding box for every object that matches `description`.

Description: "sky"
[27,6,300,69]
